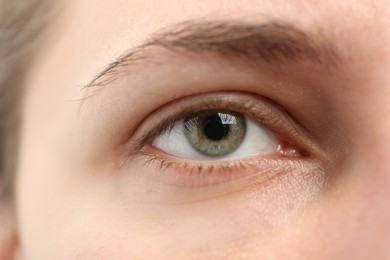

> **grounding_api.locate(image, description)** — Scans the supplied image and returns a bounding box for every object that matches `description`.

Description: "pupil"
[203,115,229,141]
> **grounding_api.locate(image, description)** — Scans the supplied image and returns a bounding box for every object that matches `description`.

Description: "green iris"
[183,110,246,157]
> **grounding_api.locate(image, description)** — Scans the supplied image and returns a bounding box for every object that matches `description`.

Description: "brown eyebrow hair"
[83,19,341,92]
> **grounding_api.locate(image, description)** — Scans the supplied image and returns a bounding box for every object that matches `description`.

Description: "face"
[12,0,390,259]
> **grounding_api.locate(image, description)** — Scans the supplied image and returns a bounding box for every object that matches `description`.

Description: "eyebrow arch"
[83,19,341,91]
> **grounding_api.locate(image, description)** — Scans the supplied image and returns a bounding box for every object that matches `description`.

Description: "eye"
[130,92,310,164]
[152,109,279,160]
[126,91,322,191]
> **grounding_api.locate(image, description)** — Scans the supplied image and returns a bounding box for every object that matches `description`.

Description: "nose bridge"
[357,69,390,175]
[338,100,390,258]
[340,18,390,176]
[347,66,390,186]
[343,61,390,251]
[326,26,390,251]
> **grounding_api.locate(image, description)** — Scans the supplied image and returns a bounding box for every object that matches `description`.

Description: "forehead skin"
[16,0,390,259]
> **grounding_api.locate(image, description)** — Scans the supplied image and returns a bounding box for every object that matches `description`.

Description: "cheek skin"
[279,170,390,259]
[24,163,324,259]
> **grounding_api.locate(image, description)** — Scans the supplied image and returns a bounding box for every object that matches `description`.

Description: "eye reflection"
[184,110,246,156]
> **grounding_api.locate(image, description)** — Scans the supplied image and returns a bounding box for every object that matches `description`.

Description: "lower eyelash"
[129,149,314,188]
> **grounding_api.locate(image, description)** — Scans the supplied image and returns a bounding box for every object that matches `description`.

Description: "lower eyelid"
[131,149,321,188]
[118,151,326,206]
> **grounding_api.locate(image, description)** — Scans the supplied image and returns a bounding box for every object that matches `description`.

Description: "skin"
[1,0,390,259]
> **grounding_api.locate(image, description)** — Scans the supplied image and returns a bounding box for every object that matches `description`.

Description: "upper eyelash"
[180,111,240,136]
[134,108,259,153]
[132,99,259,151]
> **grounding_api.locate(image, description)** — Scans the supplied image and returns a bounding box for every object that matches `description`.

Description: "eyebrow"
[83,19,341,91]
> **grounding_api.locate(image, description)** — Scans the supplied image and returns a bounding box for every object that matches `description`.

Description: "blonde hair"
[0,0,51,202]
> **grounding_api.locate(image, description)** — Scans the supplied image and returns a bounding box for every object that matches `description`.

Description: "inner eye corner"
[276,140,311,159]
